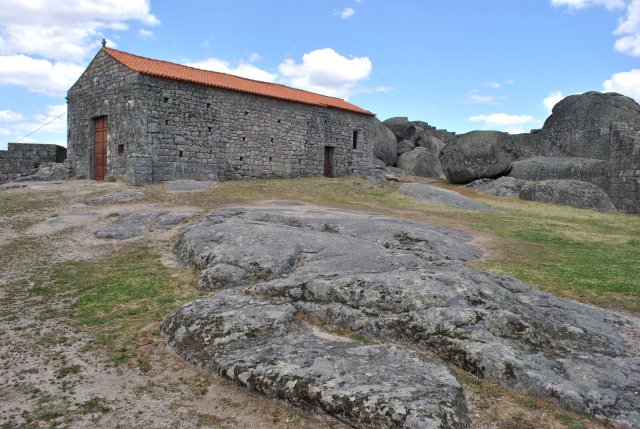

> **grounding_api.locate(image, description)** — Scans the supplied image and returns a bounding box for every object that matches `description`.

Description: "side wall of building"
[67,51,144,181]
[0,143,66,183]
[135,74,374,181]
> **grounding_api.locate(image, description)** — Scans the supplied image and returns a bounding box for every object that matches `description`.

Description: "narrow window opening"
[165,119,169,125]
[242,137,246,142]
[244,111,249,115]
[277,119,281,123]
[239,156,243,161]
[208,126,212,132]
[299,159,301,164]
[269,156,272,162]
[306,121,309,125]
[325,119,328,123]
[117,144,124,155]
[163,97,169,103]
[352,130,359,149]
[179,150,183,158]
[206,102,211,108]
[270,138,274,142]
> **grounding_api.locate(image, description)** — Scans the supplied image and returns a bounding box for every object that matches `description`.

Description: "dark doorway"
[324,146,334,177]
[94,116,108,181]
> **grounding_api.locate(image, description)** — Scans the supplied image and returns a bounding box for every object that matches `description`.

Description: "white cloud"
[278,48,372,99]
[0,110,23,121]
[0,55,84,96]
[550,0,625,10]
[603,68,640,101]
[138,29,154,39]
[0,0,158,61]
[486,81,501,89]
[614,0,640,55]
[340,7,356,19]
[543,91,566,113]
[468,113,535,133]
[186,58,278,83]
[248,52,263,63]
[465,90,504,105]
[552,0,640,57]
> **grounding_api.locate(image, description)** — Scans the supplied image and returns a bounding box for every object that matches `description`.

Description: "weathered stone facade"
[67,49,374,184]
[0,143,67,183]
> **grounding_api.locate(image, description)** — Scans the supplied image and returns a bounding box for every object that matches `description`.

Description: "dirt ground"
[0,179,618,429]
[0,180,347,429]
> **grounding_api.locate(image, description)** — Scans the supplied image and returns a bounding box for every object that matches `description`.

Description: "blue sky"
[1,0,639,149]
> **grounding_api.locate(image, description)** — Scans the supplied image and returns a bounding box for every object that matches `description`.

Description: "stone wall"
[68,50,374,183]
[0,143,67,183]
[609,127,640,214]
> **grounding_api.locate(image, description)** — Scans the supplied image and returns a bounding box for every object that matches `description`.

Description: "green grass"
[43,244,199,364]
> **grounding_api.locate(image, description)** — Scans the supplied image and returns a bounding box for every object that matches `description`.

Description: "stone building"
[67,47,375,184]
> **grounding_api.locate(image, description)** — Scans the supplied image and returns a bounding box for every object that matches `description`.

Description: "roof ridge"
[102,47,373,116]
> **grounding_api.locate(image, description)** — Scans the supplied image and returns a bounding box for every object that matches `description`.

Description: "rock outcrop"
[542,91,640,159]
[466,177,528,198]
[439,131,515,183]
[428,91,639,214]
[519,180,617,212]
[372,117,398,167]
[397,146,444,178]
[163,203,640,427]
[378,117,453,178]
[508,156,608,186]
[399,183,494,211]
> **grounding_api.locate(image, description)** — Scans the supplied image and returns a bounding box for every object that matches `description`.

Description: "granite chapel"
[66,46,375,184]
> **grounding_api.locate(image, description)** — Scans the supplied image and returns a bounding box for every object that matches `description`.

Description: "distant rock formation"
[433,91,639,214]
[519,179,617,212]
[371,117,455,178]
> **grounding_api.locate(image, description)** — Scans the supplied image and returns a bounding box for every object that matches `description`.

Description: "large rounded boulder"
[439,131,514,183]
[383,117,414,141]
[372,117,398,167]
[519,179,617,212]
[508,156,609,187]
[397,146,444,178]
[542,91,640,159]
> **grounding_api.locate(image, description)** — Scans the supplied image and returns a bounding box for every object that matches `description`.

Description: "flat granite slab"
[161,202,640,427]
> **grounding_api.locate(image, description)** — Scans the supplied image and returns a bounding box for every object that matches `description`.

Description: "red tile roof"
[103,48,374,116]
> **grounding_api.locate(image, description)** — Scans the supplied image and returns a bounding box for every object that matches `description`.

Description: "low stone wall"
[0,143,67,183]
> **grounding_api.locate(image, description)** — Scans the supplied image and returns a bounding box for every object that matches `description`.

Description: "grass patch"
[39,244,198,365]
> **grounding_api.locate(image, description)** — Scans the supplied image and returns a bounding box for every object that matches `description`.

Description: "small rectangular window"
[206,102,211,108]
[117,144,124,155]
[239,156,243,161]
[207,126,212,132]
[269,156,272,162]
[163,97,169,103]
[353,130,359,149]
[165,119,169,125]
[179,150,183,158]
[277,119,281,123]
[270,138,274,142]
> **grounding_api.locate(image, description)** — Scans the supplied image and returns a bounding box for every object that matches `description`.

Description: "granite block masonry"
[67,48,375,184]
[0,143,67,183]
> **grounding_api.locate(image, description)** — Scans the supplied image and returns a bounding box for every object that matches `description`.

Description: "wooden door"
[94,116,108,181]
[324,146,334,177]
